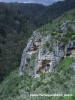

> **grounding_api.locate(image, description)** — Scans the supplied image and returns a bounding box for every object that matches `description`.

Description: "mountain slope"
[0,3,46,81]
[0,0,75,81]
[0,9,75,100]
[0,0,75,82]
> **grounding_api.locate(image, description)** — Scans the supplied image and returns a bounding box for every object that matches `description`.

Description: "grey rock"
[19,21,75,77]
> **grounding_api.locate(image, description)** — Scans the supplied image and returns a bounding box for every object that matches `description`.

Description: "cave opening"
[37,59,51,75]
[66,47,75,57]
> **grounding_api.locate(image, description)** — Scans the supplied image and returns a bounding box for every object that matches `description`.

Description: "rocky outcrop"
[19,32,42,76]
[19,21,75,77]
[60,21,75,32]
[65,41,75,57]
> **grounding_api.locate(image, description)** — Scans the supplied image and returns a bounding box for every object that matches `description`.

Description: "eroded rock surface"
[19,21,75,77]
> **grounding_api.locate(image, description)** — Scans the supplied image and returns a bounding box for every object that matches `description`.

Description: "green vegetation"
[0,57,75,100]
[0,0,75,82]
[38,9,75,35]
[0,0,75,100]
[0,3,42,81]
[58,57,75,70]
[38,8,75,48]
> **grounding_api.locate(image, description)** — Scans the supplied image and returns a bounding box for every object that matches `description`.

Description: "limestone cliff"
[19,21,75,77]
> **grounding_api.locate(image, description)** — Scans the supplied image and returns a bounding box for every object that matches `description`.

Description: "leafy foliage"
[0,1,75,100]
[0,0,75,81]
[0,57,75,100]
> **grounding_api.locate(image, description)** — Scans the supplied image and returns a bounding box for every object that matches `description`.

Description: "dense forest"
[0,5,75,100]
[0,0,75,82]
[0,0,75,100]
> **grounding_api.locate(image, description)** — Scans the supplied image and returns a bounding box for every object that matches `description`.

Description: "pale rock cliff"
[19,21,75,77]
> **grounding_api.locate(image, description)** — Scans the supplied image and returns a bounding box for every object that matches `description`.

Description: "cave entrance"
[37,59,51,75]
[66,48,75,57]
[27,41,40,55]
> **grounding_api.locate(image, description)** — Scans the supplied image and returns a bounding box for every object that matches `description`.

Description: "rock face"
[65,41,75,57]
[19,21,75,77]
[19,32,42,76]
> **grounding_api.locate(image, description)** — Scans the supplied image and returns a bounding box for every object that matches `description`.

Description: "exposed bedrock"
[19,21,75,77]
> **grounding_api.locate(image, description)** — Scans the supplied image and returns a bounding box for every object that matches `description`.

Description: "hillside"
[0,0,75,82]
[0,9,75,100]
[0,3,46,81]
